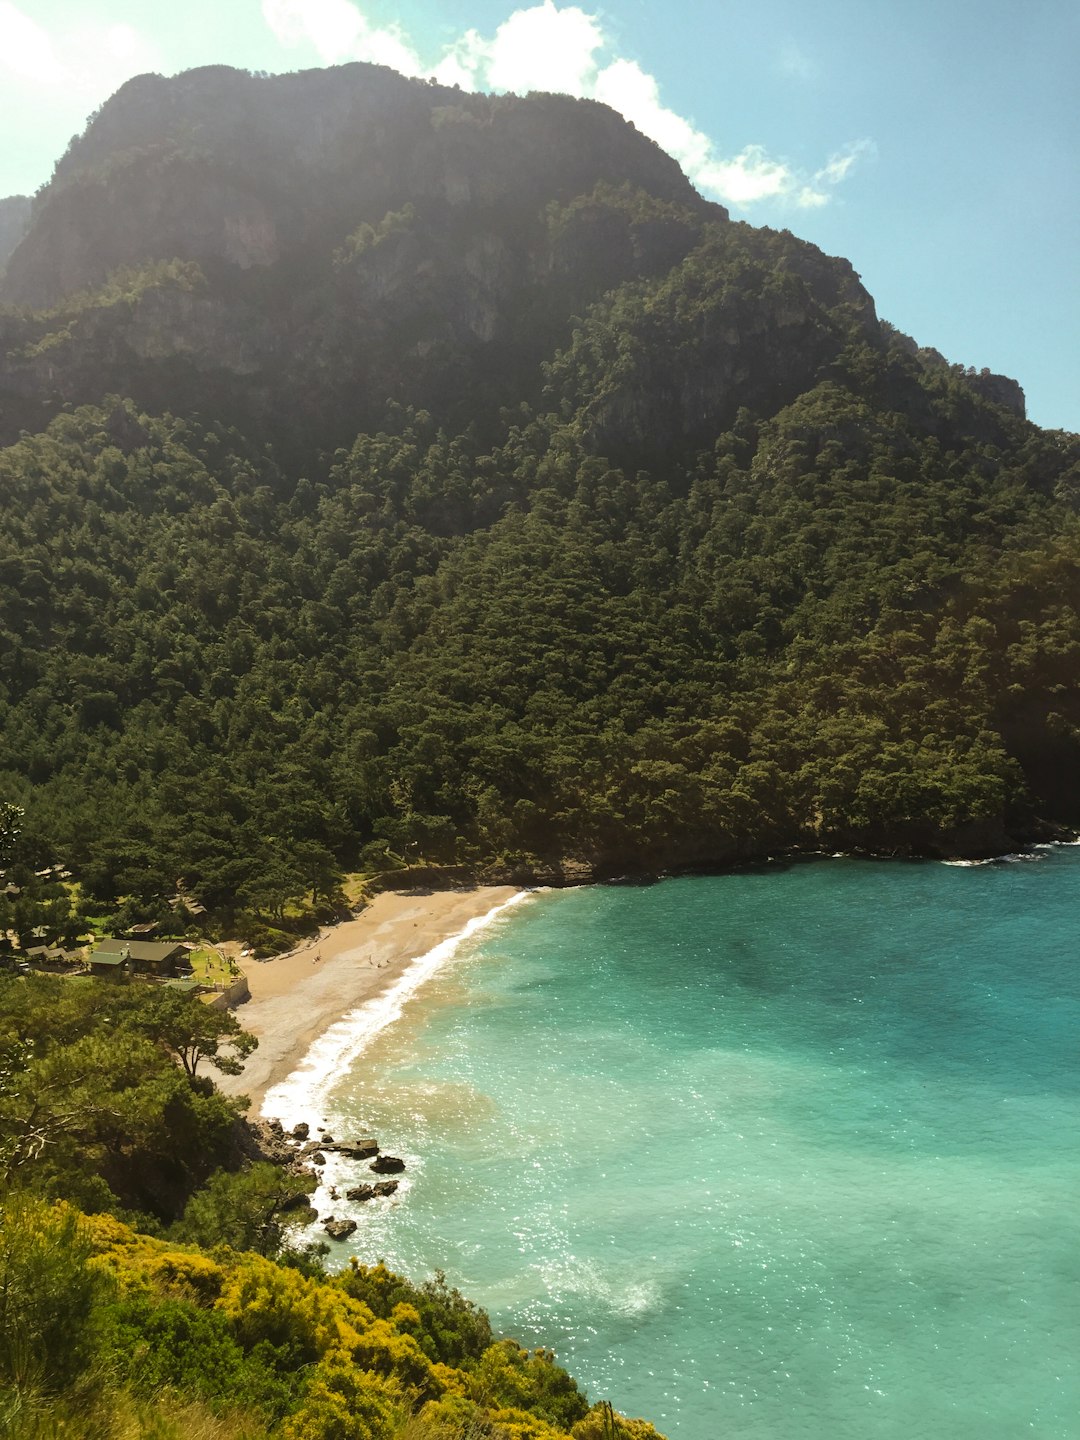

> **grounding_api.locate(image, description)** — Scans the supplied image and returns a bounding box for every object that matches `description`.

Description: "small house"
[89,946,129,977]
[93,938,184,977]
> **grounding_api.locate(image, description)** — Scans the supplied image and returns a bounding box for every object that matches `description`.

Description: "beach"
[215,886,522,1113]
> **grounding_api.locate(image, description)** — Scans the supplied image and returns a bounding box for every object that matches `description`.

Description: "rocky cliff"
[0,195,30,273]
[0,62,904,460]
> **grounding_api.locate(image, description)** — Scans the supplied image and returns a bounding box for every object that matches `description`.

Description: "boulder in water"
[370,1154,405,1174]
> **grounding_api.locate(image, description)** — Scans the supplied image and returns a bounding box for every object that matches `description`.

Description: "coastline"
[215,832,1080,1119]
[215,885,524,1115]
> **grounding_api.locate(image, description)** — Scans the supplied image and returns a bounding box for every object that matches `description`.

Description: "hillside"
[1,62,1080,935]
[0,969,663,1438]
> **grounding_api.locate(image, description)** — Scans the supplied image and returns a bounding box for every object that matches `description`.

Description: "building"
[91,938,185,977]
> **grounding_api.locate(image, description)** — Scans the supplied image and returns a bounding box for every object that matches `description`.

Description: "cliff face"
[0,62,1032,481]
[968,369,1026,418]
[0,62,903,459]
[2,64,705,309]
[0,196,31,273]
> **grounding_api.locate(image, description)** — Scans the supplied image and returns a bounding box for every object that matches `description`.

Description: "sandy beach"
[215,886,521,1111]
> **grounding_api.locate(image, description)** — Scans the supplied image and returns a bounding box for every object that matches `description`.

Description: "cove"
[315,851,1080,1439]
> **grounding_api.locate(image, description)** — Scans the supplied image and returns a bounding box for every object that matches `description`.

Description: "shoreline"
[215,885,524,1115]
[216,834,1080,1119]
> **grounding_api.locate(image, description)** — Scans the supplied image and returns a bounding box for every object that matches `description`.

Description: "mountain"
[2,62,1079,931]
[0,63,717,456]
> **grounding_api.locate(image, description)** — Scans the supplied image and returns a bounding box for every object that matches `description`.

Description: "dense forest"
[1,65,1079,938]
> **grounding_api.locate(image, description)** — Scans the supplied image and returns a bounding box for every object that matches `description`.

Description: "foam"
[262,890,533,1128]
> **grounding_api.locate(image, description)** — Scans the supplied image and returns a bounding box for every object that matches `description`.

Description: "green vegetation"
[0,977,658,1438]
[0,972,254,1220]
[3,67,1076,922]
[0,1198,656,1440]
[187,947,240,987]
[2,323,1079,926]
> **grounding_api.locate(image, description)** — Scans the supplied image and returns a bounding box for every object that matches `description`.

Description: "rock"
[370,1154,405,1174]
[323,1137,378,1159]
[345,1184,376,1202]
[292,1122,310,1140]
[268,1118,284,1136]
[278,1191,316,1212]
[324,1217,357,1240]
[310,1151,326,1165]
[372,1180,399,1197]
[320,1134,334,1144]
[968,369,1026,419]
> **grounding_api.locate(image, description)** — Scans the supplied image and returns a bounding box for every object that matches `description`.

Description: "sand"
[214,886,521,1110]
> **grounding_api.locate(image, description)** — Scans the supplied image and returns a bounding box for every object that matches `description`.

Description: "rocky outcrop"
[0,64,728,453]
[2,64,707,311]
[370,1154,405,1174]
[968,369,1026,419]
[319,1137,380,1159]
[237,1117,310,1173]
[324,1216,357,1240]
[344,1179,400,1203]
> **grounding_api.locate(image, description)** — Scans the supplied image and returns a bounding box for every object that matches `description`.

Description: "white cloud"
[355,24,423,77]
[104,22,143,64]
[263,0,362,61]
[0,1,65,83]
[431,29,489,89]
[0,3,161,105]
[590,58,845,210]
[263,0,422,74]
[260,0,871,212]
[700,148,799,206]
[594,58,710,172]
[814,139,876,187]
[484,2,603,96]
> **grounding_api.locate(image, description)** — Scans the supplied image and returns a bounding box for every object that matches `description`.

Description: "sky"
[1,0,1076,431]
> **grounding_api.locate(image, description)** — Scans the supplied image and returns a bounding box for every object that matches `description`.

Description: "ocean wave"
[942,851,1047,867]
[533,1255,662,1318]
[262,890,533,1129]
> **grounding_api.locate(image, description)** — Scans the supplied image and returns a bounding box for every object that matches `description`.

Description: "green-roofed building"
[89,947,129,977]
[92,938,184,977]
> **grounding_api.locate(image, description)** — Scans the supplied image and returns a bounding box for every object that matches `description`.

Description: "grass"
[185,946,237,987]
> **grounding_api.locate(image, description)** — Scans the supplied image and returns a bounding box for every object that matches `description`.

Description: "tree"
[175,1164,316,1256]
[0,805,22,866]
[129,988,257,1077]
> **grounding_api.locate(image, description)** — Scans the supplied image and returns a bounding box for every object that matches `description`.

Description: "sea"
[266,849,1080,1440]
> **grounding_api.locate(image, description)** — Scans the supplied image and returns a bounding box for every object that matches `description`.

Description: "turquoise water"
[316,853,1080,1438]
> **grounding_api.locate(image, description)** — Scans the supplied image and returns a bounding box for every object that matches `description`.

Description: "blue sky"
[1,0,1076,431]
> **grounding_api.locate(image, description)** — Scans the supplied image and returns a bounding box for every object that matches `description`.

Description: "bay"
[314,851,1080,1439]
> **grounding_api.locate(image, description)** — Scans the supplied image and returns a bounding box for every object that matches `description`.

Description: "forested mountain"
[2,62,1080,929]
